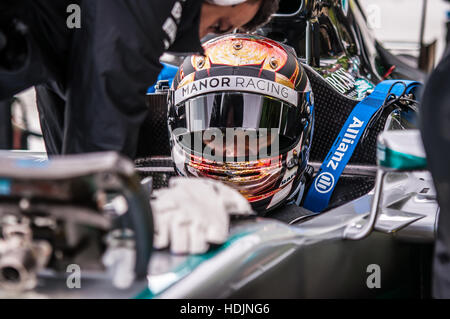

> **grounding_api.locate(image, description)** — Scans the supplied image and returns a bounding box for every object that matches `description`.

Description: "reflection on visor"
[176,128,287,162]
[186,152,284,202]
[171,92,306,162]
[204,128,278,158]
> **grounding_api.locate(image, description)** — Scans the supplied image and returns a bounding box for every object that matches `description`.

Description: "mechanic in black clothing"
[420,0,450,298]
[0,0,279,158]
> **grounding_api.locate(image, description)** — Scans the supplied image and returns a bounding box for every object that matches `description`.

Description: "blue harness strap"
[303,80,421,213]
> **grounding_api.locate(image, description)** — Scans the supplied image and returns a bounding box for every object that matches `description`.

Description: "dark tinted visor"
[170,92,305,161]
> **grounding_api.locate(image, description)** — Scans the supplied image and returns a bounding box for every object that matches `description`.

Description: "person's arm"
[62,0,188,158]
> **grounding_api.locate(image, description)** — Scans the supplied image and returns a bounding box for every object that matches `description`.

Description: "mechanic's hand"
[150,177,254,255]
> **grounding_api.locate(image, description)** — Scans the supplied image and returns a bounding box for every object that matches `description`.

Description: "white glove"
[150,177,254,255]
[102,247,136,289]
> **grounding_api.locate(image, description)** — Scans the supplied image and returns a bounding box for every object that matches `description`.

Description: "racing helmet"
[168,34,314,213]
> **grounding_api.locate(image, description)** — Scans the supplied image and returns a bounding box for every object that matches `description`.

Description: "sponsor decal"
[324,67,375,100]
[325,68,355,95]
[162,2,183,49]
[174,76,299,106]
[314,172,335,194]
[162,17,177,45]
[280,171,296,187]
[326,116,364,171]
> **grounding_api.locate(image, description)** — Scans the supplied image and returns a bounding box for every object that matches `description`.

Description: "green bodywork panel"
[377,144,427,171]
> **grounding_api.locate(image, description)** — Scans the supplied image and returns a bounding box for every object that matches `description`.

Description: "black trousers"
[420,47,450,298]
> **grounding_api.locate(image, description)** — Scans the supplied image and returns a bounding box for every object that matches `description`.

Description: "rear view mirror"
[344,130,431,240]
[377,130,427,171]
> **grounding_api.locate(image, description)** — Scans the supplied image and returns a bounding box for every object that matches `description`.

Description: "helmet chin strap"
[206,0,247,6]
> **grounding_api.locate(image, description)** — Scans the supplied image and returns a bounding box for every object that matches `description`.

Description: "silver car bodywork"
[1,108,436,299]
[140,107,437,299]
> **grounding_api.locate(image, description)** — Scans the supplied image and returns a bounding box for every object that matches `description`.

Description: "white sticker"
[174,76,299,106]
[171,2,183,21]
[162,17,177,44]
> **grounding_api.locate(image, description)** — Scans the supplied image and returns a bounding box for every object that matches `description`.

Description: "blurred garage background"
[8,0,450,152]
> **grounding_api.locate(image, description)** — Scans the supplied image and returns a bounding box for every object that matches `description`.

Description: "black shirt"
[0,0,204,158]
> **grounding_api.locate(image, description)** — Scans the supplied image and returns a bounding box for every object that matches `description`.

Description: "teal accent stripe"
[378,145,427,170]
[135,231,254,299]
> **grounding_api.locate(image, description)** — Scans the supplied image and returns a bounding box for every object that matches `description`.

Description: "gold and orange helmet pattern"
[169,34,314,213]
[173,34,309,94]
